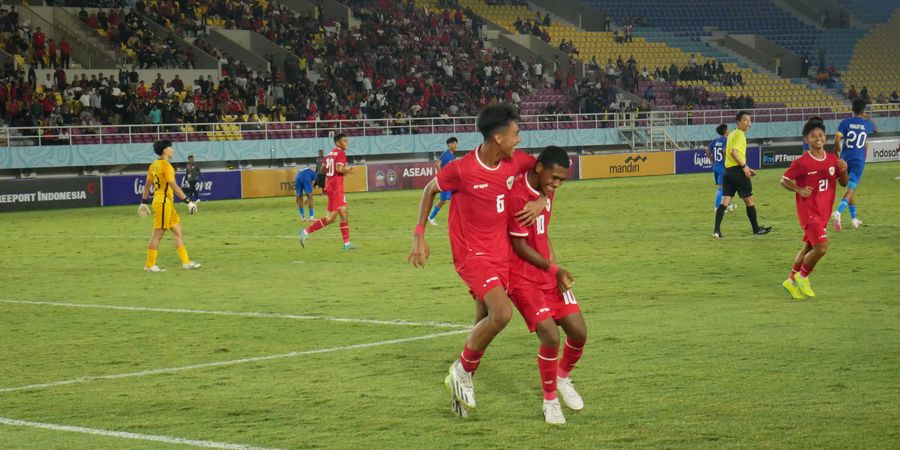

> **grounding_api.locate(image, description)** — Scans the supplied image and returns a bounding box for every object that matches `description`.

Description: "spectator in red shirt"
[59,38,71,69]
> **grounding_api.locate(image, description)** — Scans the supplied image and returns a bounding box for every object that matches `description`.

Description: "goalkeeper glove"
[137,199,150,218]
[185,199,198,214]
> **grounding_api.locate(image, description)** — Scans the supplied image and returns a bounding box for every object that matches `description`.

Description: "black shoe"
[754,226,772,235]
[713,231,723,238]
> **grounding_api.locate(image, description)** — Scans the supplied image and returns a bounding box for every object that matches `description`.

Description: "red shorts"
[508,280,581,333]
[802,220,828,246]
[326,188,347,212]
[455,257,509,302]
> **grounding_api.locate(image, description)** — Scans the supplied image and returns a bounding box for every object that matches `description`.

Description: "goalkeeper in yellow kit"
[138,140,201,272]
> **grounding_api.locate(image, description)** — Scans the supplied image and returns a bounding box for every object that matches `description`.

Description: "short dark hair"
[802,116,826,137]
[537,146,570,169]
[153,140,172,156]
[852,98,867,115]
[188,155,194,159]
[476,103,520,140]
[736,111,750,122]
[333,133,347,143]
[446,137,458,145]
[715,124,728,136]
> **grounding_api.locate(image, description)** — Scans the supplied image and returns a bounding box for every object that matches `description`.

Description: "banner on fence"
[580,152,674,179]
[675,147,760,174]
[0,176,101,212]
[101,171,242,206]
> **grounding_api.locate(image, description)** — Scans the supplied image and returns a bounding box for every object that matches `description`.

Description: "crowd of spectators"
[1,6,75,70]
[2,0,765,138]
[79,7,196,69]
[1,0,553,136]
[512,13,551,43]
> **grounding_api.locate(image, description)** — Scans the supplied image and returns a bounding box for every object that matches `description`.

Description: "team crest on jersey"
[828,166,835,176]
[545,198,552,211]
[507,176,514,190]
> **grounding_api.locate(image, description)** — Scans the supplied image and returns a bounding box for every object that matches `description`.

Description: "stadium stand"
[444,0,841,110]
[841,10,900,106]
[836,0,900,25]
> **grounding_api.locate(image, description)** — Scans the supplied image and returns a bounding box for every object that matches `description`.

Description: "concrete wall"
[498,34,583,78]
[320,0,351,25]
[280,0,317,15]
[206,29,270,73]
[530,0,607,31]
[724,35,801,77]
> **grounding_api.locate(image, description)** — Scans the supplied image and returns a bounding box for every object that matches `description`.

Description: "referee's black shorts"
[722,166,753,198]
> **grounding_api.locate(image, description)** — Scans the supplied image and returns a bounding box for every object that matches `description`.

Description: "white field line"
[0,329,469,394]
[0,416,282,450]
[0,299,469,329]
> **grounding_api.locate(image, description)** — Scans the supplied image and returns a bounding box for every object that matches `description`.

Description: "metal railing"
[2,105,898,149]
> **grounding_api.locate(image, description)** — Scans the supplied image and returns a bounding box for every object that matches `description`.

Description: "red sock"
[459,346,484,373]
[538,345,559,401]
[305,218,327,234]
[799,264,813,278]
[339,221,350,244]
[789,263,802,281]
[558,338,585,379]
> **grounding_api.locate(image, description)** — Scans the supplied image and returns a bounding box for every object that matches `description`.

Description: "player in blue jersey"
[831,99,876,231]
[706,124,731,211]
[427,136,459,226]
[295,166,318,221]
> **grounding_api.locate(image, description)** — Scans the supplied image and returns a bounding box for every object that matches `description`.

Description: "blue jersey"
[439,149,456,168]
[837,116,875,161]
[708,136,727,170]
[295,167,316,186]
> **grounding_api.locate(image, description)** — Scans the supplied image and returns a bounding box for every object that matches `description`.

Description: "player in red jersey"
[780,117,848,299]
[506,146,586,424]
[299,133,354,250]
[408,104,546,418]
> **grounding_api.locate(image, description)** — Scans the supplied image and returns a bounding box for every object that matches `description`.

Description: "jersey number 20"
[326,158,335,176]
[844,131,867,150]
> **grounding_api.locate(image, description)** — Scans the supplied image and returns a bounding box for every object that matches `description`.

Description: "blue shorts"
[713,166,725,186]
[296,178,314,196]
[846,160,865,190]
[439,191,452,202]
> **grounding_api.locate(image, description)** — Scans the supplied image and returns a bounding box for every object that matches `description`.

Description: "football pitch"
[1,163,898,449]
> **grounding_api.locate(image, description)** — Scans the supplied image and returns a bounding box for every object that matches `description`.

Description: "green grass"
[1,163,898,449]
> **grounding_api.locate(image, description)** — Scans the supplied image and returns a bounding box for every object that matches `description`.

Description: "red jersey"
[782,151,844,227]
[507,174,555,289]
[436,146,535,267]
[324,147,347,191]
